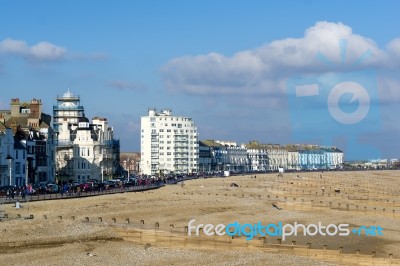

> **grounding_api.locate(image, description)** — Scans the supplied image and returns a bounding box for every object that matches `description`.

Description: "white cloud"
[387,38,400,52]
[161,21,399,105]
[0,38,67,62]
[29,41,66,61]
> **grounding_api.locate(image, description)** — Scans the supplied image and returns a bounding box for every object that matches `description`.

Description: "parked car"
[46,184,59,193]
[102,180,116,189]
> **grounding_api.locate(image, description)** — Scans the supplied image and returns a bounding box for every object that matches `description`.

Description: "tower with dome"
[53,89,85,139]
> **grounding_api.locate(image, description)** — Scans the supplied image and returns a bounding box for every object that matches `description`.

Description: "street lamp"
[101,165,104,183]
[25,160,29,187]
[6,155,13,186]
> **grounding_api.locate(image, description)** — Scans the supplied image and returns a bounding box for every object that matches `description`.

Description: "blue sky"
[1,0,399,160]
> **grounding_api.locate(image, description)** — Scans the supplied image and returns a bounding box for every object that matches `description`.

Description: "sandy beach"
[0,170,399,265]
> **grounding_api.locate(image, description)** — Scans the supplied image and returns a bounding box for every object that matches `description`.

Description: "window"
[15,162,21,174]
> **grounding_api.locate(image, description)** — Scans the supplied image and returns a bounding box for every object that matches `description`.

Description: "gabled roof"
[14,137,26,150]
[4,116,28,128]
[40,121,50,128]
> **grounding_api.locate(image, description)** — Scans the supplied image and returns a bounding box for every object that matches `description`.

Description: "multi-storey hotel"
[140,108,198,175]
[54,90,120,183]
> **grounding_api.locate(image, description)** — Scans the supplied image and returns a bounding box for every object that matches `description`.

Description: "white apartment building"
[287,150,300,170]
[215,141,247,172]
[141,108,198,175]
[266,145,288,170]
[246,148,268,171]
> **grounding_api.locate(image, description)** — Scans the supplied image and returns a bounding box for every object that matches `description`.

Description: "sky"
[0,0,399,160]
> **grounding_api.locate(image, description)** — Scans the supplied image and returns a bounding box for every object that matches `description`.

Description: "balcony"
[53,105,84,111]
[55,140,74,147]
